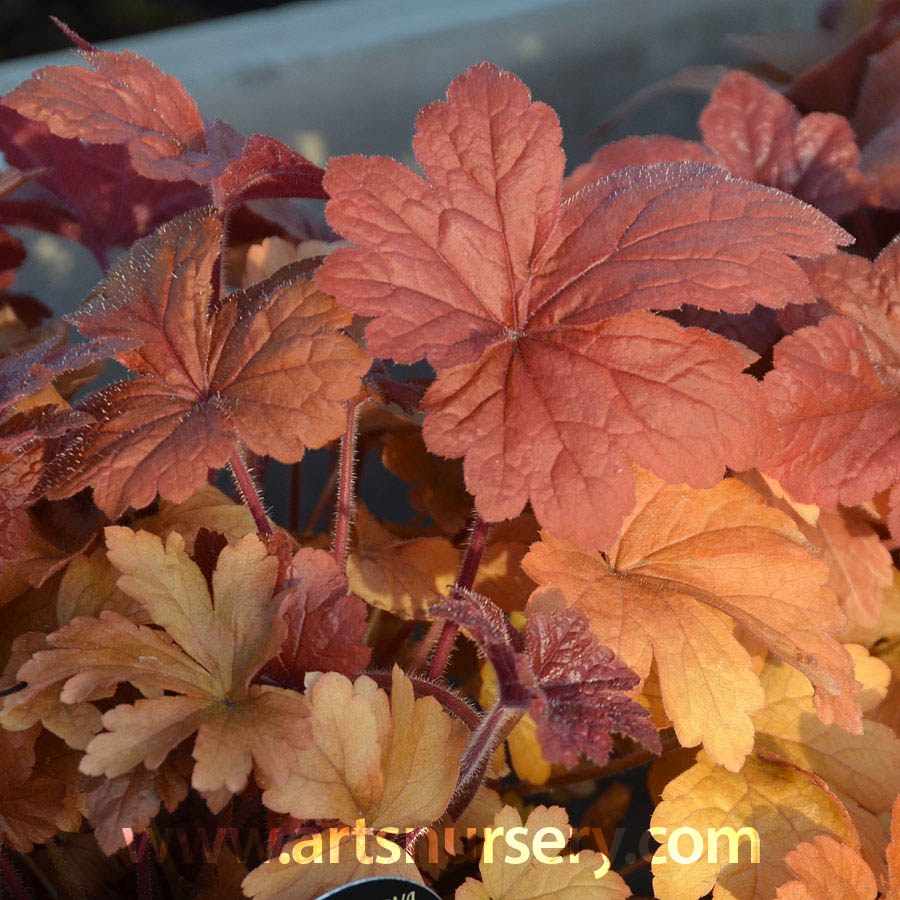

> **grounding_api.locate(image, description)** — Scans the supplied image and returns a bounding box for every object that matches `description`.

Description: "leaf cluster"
[4,9,900,900]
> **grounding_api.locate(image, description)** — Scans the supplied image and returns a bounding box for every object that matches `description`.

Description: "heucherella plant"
[2,7,900,900]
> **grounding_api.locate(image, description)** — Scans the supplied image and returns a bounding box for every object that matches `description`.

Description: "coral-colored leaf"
[4,48,207,182]
[762,240,900,522]
[776,836,877,900]
[83,762,190,854]
[317,63,848,546]
[40,207,370,517]
[889,794,900,900]
[785,1,900,117]
[3,45,325,206]
[700,71,867,218]
[0,444,43,564]
[738,472,894,629]
[562,134,716,199]
[522,467,861,772]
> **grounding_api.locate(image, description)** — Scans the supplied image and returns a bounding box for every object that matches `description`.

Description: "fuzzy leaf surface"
[316,62,849,546]
[41,207,370,517]
[762,240,900,526]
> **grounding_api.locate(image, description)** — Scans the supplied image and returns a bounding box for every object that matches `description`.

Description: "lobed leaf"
[456,805,630,900]
[4,529,310,796]
[522,467,861,771]
[317,62,849,547]
[41,207,370,518]
[762,240,900,531]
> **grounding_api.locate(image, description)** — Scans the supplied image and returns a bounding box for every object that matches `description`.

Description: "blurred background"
[0,0,816,313]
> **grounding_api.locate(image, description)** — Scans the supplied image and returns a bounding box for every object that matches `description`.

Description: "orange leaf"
[775,836,877,900]
[41,208,370,518]
[522,467,860,771]
[346,505,459,620]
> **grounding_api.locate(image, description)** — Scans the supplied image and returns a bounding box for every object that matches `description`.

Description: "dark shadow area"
[0,0,311,60]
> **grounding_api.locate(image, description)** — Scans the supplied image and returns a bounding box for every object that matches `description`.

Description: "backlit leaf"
[522,467,861,772]
[40,207,370,518]
[316,63,849,547]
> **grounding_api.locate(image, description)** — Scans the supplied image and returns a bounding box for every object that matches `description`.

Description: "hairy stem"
[229,446,272,536]
[446,701,523,822]
[332,396,367,575]
[408,620,442,673]
[0,850,32,900]
[364,668,481,731]
[428,513,490,679]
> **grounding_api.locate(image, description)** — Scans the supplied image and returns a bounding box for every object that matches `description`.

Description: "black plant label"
[318,877,441,900]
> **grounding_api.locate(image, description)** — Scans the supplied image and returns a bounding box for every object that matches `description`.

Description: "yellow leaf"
[56,549,146,626]
[243,829,422,900]
[456,805,630,900]
[137,484,257,550]
[262,665,466,830]
[651,753,859,900]
[480,661,551,786]
[753,651,900,815]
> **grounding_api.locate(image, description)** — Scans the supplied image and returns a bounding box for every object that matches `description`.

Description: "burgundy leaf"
[434,588,658,765]
[0,106,207,263]
[523,606,661,767]
[211,134,327,211]
[263,548,370,688]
